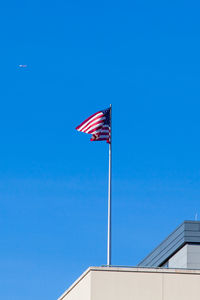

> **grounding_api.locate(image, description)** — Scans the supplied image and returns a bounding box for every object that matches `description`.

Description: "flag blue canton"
[103,108,111,126]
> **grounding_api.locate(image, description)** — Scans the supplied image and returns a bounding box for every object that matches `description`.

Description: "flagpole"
[107,104,112,266]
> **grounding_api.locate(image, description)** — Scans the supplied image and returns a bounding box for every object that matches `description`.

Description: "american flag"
[76,108,111,143]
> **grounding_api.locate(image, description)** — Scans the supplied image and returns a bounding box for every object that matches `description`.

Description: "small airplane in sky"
[19,64,27,68]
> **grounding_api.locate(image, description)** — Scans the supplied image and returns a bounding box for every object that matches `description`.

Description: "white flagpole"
[107,104,112,266]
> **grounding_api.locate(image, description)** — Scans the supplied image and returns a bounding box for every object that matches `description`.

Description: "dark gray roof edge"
[184,220,200,225]
[138,220,200,266]
[184,220,200,223]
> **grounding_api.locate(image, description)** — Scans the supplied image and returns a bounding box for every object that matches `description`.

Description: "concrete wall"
[168,244,200,269]
[58,267,200,300]
[187,244,200,269]
[168,244,188,268]
[91,269,162,300]
[91,268,200,300]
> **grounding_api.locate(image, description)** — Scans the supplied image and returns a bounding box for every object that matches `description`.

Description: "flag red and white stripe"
[76,108,111,143]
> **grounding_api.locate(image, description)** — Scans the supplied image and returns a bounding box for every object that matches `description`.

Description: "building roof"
[58,266,200,300]
[138,220,200,267]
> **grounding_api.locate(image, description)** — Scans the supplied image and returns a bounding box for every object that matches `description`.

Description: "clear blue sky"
[1,0,200,299]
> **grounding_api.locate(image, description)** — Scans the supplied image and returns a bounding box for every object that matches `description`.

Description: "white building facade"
[58,267,200,300]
